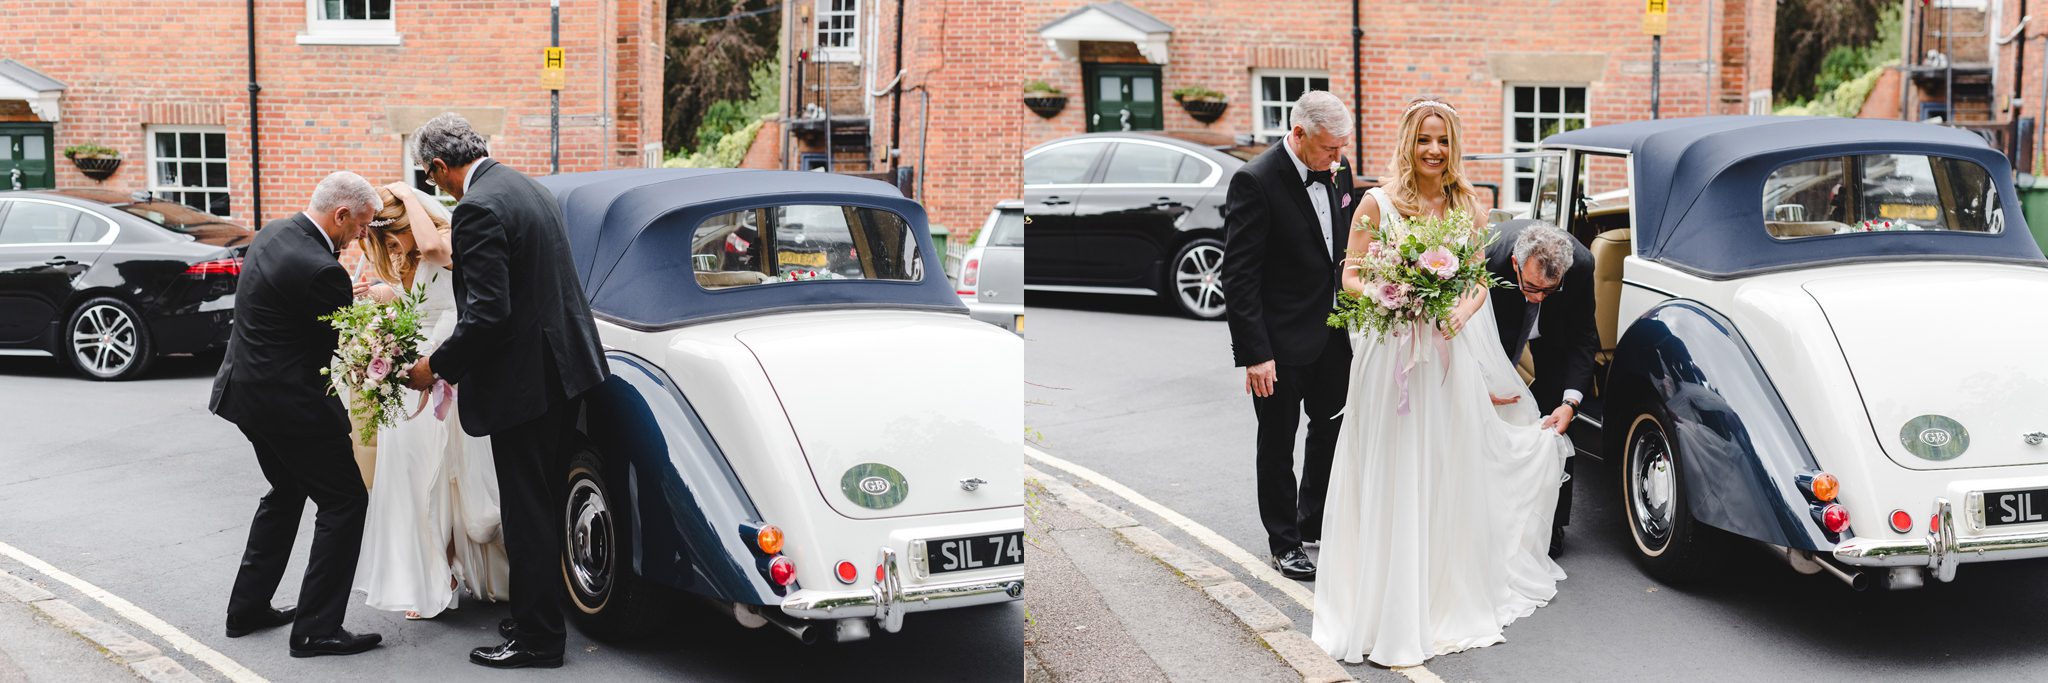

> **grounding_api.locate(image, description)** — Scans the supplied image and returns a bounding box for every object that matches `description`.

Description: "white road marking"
[0,539,267,683]
[1025,445,1444,681]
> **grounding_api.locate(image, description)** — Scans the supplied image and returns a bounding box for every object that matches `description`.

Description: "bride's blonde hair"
[357,185,450,288]
[1380,95,1481,222]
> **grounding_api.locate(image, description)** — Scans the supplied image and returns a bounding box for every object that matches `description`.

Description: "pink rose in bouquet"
[1417,246,1458,279]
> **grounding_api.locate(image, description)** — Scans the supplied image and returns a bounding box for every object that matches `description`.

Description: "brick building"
[1877,1,2045,174]
[0,0,663,227]
[1019,0,1775,209]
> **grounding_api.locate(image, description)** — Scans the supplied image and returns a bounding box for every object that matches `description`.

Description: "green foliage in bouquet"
[318,279,431,441]
[1327,208,1509,342]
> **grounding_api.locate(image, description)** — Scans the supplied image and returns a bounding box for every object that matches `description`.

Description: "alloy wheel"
[70,303,139,379]
[1174,243,1227,319]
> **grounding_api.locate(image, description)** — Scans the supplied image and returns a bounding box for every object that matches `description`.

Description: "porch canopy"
[0,60,65,122]
[1038,1,1173,64]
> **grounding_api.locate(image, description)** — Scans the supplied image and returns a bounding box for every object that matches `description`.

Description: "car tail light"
[769,556,796,586]
[1889,509,1912,534]
[756,525,783,555]
[957,257,981,296]
[185,257,241,277]
[835,561,858,585]
[1821,503,1850,534]
[1795,471,1838,502]
[875,563,886,584]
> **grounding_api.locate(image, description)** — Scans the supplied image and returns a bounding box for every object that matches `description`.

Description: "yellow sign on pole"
[541,47,565,90]
[1643,0,1668,36]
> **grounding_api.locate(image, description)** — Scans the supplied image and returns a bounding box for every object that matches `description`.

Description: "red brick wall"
[887,0,1033,237]
[0,0,661,225]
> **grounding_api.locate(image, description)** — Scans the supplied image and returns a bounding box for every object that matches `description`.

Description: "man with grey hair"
[1220,90,1358,580]
[402,112,605,669]
[1483,219,1597,557]
[210,171,383,657]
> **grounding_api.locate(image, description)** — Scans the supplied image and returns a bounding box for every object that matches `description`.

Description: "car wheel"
[1619,410,1724,584]
[563,447,660,640]
[64,297,153,381]
[1166,238,1227,320]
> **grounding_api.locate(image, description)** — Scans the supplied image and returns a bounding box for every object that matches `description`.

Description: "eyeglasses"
[1518,279,1564,296]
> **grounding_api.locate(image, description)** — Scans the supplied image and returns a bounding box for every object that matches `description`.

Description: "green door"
[1085,64,1163,133]
[0,125,55,191]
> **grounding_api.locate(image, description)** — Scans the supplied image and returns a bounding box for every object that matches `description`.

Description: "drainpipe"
[905,84,928,201]
[1351,0,1362,168]
[890,0,905,171]
[246,0,262,224]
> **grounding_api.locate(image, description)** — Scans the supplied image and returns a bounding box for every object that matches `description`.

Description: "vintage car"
[534,169,1024,642]
[1517,116,2048,590]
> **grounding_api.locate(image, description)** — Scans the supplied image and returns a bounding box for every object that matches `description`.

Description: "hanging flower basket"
[71,156,122,181]
[1024,96,1068,119]
[1181,99,1229,124]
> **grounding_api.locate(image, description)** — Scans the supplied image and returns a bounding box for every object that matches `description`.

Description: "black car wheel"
[1167,238,1227,320]
[1619,411,1723,583]
[563,447,659,640]
[65,297,153,381]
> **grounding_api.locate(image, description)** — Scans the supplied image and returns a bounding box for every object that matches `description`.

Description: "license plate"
[1014,315,1025,333]
[1984,487,2048,527]
[925,531,1024,575]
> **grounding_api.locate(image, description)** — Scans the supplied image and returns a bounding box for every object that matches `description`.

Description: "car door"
[1068,141,1209,289]
[0,199,105,347]
[1023,139,1107,285]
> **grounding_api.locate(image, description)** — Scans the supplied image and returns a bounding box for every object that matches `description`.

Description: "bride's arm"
[1339,200,1380,294]
[389,182,453,269]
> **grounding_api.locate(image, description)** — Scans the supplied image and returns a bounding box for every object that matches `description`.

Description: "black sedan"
[0,189,250,380]
[1024,131,1265,319]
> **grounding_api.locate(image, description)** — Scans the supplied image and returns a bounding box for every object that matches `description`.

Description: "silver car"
[957,200,1023,333]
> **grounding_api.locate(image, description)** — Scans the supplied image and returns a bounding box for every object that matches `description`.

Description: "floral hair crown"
[1405,100,1457,117]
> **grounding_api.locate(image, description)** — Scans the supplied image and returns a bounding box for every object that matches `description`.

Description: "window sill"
[296,32,403,46]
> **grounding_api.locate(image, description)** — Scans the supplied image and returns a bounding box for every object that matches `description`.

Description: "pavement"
[1024,292,2048,682]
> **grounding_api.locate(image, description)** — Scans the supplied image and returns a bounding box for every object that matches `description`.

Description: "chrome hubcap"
[1629,424,1676,550]
[71,304,137,377]
[566,477,612,598]
[1175,244,1226,317]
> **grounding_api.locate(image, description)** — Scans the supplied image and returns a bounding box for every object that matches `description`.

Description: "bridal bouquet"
[320,282,430,441]
[1327,208,1506,341]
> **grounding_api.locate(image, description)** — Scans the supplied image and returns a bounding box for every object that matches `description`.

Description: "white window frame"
[299,0,402,46]
[1748,89,1772,116]
[1502,83,1591,208]
[814,0,860,62]
[1250,70,1332,144]
[146,126,233,219]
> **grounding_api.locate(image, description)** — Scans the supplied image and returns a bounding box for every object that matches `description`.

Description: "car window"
[1763,154,2004,239]
[689,204,922,290]
[984,209,1024,247]
[0,201,86,245]
[119,201,236,234]
[1172,155,1210,184]
[1101,143,1191,184]
[1024,142,1106,185]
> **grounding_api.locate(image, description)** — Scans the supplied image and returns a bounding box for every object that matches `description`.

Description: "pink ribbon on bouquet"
[405,379,456,421]
[1391,320,1453,417]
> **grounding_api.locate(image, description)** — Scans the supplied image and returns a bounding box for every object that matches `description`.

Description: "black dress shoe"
[470,639,564,669]
[289,629,382,658]
[498,618,519,640]
[1271,548,1317,580]
[224,605,295,638]
[1548,527,1566,559]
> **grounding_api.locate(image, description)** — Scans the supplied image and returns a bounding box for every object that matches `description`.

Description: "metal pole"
[1651,35,1662,119]
[246,0,261,224]
[551,0,561,175]
[1946,5,1954,123]
[1351,0,1362,167]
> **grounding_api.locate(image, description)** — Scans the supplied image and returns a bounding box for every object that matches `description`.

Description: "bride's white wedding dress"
[1311,188,1572,667]
[353,210,510,618]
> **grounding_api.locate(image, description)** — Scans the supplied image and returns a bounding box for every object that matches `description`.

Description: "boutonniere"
[1331,160,1345,175]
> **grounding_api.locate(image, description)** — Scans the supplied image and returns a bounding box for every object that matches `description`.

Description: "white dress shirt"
[1281,136,1332,257]
[302,212,337,253]
[462,157,489,196]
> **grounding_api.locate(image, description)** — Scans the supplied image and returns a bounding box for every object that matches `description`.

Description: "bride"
[1310,97,1571,667]
[351,182,510,619]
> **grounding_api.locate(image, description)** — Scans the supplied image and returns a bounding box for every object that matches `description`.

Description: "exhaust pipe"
[759,609,821,645]
[1779,547,1871,591]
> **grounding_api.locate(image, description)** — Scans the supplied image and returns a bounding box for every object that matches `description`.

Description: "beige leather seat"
[1591,228,1630,369]
[697,270,776,289]
[1765,220,1846,238]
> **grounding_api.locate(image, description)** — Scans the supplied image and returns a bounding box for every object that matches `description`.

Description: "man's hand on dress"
[1246,360,1278,398]
[1538,403,1574,434]
[1489,392,1520,406]
[404,358,435,391]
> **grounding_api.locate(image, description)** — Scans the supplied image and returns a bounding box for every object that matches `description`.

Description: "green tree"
[1775,0,1897,104]
[665,0,780,155]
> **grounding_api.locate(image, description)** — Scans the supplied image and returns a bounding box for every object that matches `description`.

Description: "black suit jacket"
[430,159,607,437]
[209,213,353,435]
[1484,221,1598,411]
[1221,143,1357,367]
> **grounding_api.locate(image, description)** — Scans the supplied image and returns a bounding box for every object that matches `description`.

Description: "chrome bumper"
[1833,497,2048,581]
[779,547,1025,632]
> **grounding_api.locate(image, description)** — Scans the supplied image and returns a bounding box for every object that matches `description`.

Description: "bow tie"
[1304,169,1334,188]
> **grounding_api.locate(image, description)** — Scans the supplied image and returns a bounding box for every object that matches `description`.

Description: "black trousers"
[490,398,577,648]
[1251,328,1350,555]
[227,425,367,640]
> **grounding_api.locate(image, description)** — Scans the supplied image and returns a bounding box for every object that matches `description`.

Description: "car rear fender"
[1606,299,1835,551]
[583,351,783,605]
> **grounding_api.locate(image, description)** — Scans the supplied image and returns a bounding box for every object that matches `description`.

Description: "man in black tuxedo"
[1484,220,1597,557]
[1220,91,1358,580]
[210,171,383,657]
[404,113,605,669]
